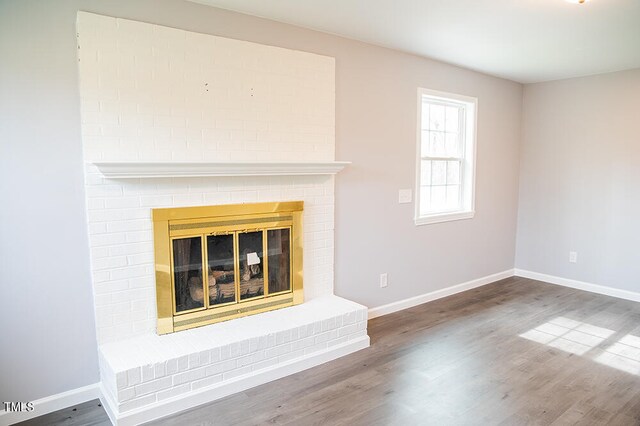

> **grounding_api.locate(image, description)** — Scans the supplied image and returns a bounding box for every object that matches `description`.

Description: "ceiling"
[190,0,640,83]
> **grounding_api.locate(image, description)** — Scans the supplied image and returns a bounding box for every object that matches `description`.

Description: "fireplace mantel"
[92,161,351,179]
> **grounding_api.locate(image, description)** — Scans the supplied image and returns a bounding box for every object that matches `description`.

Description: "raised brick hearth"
[99,296,368,424]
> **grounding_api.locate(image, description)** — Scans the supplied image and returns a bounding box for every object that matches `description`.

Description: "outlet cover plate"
[380,273,388,288]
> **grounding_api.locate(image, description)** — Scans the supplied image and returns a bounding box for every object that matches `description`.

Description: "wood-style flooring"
[13,399,109,426]
[17,277,640,425]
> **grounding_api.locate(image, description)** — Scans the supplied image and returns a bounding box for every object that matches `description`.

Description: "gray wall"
[516,69,640,292]
[0,0,100,402]
[1,0,522,402]
[333,37,522,307]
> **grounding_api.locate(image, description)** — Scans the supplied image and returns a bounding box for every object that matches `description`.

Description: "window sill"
[415,210,475,226]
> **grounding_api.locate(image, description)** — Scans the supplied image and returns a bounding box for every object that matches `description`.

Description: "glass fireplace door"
[172,236,204,313]
[267,228,291,294]
[171,228,294,314]
[206,234,236,306]
[238,231,265,300]
[155,201,303,334]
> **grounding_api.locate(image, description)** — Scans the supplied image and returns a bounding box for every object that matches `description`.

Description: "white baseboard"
[0,383,101,426]
[107,335,370,426]
[367,269,515,320]
[514,269,640,303]
[99,382,118,426]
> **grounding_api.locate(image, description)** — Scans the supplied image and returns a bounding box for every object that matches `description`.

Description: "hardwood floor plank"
[19,277,640,425]
[13,399,109,426]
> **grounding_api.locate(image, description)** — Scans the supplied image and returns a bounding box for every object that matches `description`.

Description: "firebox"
[152,202,303,334]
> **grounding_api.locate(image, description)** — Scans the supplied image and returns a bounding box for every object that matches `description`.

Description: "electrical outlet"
[569,251,578,263]
[380,273,388,288]
[398,189,412,204]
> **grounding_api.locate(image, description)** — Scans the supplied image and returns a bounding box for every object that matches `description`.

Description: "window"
[416,88,477,225]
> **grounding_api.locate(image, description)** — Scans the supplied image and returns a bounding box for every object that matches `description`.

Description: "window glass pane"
[446,161,460,184]
[431,186,446,211]
[431,131,446,156]
[267,228,291,294]
[445,133,460,157]
[421,130,431,154]
[420,131,446,157]
[207,234,235,306]
[239,231,264,300]
[432,161,446,185]
[421,160,432,186]
[429,104,445,130]
[446,185,461,210]
[172,237,204,312]
[445,106,459,133]
[423,131,445,157]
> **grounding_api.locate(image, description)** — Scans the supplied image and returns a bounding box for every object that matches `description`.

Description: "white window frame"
[415,88,477,226]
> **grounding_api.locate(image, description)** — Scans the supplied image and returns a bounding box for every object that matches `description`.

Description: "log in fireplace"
[152,201,303,334]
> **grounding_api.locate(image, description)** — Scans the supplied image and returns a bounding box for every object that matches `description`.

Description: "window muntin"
[416,89,476,225]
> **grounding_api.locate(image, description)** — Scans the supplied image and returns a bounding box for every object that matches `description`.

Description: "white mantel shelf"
[92,161,351,179]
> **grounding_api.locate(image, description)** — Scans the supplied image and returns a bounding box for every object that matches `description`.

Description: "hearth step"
[98,295,369,425]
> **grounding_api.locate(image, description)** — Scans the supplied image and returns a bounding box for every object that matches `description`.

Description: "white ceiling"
[190,0,640,83]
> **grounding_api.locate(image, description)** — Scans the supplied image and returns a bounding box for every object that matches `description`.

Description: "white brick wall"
[77,13,337,345]
[77,12,334,163]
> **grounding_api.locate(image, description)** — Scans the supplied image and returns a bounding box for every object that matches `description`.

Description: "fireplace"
[153,201,303,334]
[77,13,370,423]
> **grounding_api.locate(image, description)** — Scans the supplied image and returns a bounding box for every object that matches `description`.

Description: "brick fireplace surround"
[77,12,369,425]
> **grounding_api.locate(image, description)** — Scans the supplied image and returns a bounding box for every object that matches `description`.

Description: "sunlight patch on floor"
[519,316,614,356]
[593,334,640,375]
[519,316,640,375]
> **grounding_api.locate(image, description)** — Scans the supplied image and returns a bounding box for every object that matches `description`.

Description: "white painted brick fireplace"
[77,12,369,425]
